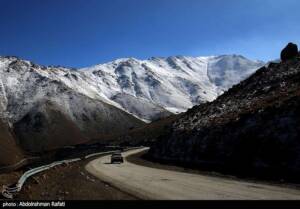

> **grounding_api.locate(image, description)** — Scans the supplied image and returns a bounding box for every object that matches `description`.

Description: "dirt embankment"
[1,157,137,200]
[0,171,23,189]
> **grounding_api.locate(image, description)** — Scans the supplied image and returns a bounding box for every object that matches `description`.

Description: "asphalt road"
[85,148,300,200]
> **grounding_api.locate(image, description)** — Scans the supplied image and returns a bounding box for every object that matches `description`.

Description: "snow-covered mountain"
[0,55,263,152]
[0,57,144,152]
[81,55,264,119]
[0,55,264,124]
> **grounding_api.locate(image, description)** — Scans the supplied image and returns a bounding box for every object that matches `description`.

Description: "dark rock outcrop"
[148,48,300,182]
[280,42,298,62]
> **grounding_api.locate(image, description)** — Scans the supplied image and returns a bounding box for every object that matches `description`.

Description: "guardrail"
[1,146,143,199]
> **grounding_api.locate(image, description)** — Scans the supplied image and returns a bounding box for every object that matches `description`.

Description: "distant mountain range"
[0,54,263,160]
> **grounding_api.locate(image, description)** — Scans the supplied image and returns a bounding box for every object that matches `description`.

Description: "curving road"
[2,149,132,199]
[86,148,300,200]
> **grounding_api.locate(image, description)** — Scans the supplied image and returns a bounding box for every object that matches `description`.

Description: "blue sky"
[0,0,299,68]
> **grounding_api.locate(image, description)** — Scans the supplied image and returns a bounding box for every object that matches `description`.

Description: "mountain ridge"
[81,54,264,118]
[0,54,264,122]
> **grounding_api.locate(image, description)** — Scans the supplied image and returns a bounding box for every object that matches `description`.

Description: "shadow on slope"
[0,119,23,167]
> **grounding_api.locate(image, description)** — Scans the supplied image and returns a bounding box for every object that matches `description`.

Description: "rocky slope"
[148,44,300,181]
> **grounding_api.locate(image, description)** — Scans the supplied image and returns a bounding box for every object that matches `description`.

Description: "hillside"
[0,119,23,167]
[148,44,300,181]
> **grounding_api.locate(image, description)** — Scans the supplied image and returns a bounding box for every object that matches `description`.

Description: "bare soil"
[0,171,23,188]
[1,158,137,200]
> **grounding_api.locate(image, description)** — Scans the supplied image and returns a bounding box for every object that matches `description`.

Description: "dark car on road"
[111,152,124,164]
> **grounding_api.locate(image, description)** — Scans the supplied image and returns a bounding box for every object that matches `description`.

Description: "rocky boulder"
[280,42,298,62]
